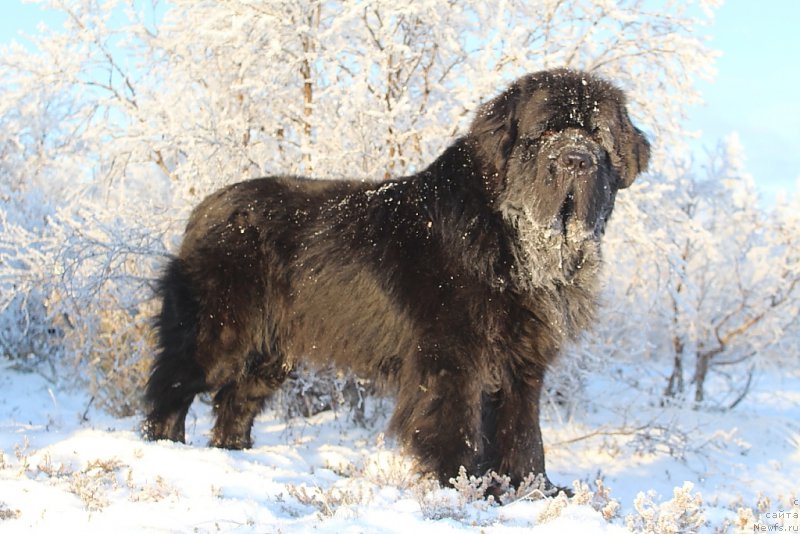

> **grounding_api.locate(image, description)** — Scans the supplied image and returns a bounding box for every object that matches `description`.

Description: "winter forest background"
[1,0,799,531]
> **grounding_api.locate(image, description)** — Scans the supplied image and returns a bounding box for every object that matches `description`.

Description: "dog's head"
[470,69,650,239]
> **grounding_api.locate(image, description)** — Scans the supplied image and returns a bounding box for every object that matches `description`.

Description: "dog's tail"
[144,257,206,410]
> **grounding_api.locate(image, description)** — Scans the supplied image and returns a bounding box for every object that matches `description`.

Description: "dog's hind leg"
[143,259,208,443]
[209,352,290,449]
[142,372,204,443]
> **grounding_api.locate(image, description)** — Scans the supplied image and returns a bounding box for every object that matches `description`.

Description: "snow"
[1,5,799,531]
[1,363,798,532]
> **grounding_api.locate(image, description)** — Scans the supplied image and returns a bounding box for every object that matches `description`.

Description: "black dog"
[143,69,650,491]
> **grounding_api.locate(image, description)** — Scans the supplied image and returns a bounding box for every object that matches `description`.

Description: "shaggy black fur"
[143,69,650,491]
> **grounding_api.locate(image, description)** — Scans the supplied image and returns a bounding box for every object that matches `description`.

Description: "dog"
[143,68,650,492]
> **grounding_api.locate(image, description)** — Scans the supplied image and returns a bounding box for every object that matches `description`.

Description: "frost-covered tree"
[664,135,800,407]
[596,135,800,409]
[7,0,779,416]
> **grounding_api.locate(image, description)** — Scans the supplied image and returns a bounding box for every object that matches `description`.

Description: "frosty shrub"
[31,454,180,512]
[421,472,623,525]
[451,466,561,505]
[625,482,706,534]
[729,494,800,533]
[66,458,127,512]
[77,300,157,417]
[286,482,373,518]
[730,507,758,534]
[416,468,505,521]
[53,214,166,416]
[0,198,165,414]
[0,195,62,371]
[270,364,376,426]
[571,480,621,522]
[0,502,20,521]
[415,474,495,524]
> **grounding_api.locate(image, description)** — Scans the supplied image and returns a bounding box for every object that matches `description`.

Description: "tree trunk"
[299,3,321,175]
[693,351,710,404]
[664,334,685,398]
[664,270,687,399]
[302,60,313,173]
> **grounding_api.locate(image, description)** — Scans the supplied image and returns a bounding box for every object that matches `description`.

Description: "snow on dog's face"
[469,69,650,288]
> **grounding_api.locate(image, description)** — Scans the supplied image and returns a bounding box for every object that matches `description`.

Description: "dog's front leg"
[389,363,484,485]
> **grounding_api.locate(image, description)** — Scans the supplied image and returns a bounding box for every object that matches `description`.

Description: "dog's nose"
[560,149,593,172]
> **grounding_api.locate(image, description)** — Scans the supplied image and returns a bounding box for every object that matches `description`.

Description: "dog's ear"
[469,83,521,180]
[618,119,651,188]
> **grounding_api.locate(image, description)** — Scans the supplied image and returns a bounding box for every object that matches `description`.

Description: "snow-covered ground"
[0,362,798,532]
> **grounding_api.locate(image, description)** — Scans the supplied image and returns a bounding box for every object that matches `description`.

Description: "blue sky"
[1,1,798,203]
[684,1,800,202]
